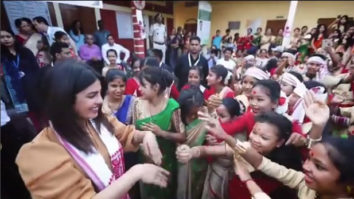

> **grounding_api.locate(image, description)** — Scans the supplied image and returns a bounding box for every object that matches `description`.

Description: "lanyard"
[188,53,200,67]
[11,55,20,69]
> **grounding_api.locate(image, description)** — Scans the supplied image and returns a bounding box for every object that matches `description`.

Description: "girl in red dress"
[178,111,303,199]
[204,65,234,101]
[311,24,327,51]
[181,66,206,93]
[217,80,305,138]
[235,66,270,110]
[125,57,143,97]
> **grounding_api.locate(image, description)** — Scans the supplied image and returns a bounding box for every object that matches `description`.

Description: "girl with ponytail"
[133,66,186,199]
[204,64,235,111]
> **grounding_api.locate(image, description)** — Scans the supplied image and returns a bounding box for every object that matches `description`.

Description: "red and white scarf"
[52,121,129,198]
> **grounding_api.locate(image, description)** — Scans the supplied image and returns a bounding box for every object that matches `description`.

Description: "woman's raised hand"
[198,111,229,141]
[207,95,222,110]
[304,91,330,127]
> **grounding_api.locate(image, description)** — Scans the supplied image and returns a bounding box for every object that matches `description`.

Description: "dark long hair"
[222,98,241,118]
[253,80,281,103]
[45,60,112,154]
[138,67,174,95]
[255,112,303,170]
[71,20,84,35]
[322,136,354,184]
[177,85,204,124]
[264,58,278,73]
[210,64,229,85]
[336,15,350,33]
[312,24,328,41]
[0,29,23,57]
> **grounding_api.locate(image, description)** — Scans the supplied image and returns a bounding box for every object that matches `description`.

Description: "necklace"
[146,97,167,123]
[107,96,125,113]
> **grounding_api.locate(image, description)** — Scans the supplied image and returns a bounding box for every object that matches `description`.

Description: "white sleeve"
[149,24,154,37]
[120,45,130,62]
[102,45,109,65]
[258,157,306,190]
[252,192,271,199]
[258,157,316,198]
[1,100,10,126]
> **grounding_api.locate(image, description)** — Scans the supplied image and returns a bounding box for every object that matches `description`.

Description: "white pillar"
[53,2,64,28]
[282,1,298,48]
[94,7,101,23]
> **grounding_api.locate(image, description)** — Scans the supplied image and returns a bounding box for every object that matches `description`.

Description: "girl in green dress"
[177,98,243,199]
[133,67,186,199]
[176,86,208,199]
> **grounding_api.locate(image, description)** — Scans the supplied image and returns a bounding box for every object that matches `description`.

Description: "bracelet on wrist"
[306,135,322,149]
[243,178,254,184]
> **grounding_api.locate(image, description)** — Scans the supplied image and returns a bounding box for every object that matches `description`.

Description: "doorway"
[266,19,287,35]
[184,23,197,35]
[59,4,96,33]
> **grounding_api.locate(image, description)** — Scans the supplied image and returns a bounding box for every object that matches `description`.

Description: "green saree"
[135,98,180,199]
[177,119,208,199]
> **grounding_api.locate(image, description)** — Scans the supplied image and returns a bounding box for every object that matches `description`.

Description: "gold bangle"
[307,135,322,149]
[243,178,254,184]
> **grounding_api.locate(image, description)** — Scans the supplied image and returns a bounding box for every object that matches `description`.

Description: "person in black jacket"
[1,28,39,114]
[1,28,38,199]
[174,36,209,90]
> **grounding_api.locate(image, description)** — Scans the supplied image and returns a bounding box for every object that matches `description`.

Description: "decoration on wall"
[131,1,146,58]
[133,0,146,10]
[229,21,241,30]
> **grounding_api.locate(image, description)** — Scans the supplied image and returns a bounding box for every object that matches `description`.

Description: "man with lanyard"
[149,13,167,63]
[175,36,208,90]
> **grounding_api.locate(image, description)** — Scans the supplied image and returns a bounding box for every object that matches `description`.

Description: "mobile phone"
[322,39,333,48]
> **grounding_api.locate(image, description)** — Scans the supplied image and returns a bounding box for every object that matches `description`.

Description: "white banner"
[3,1,52,34]
[197,1,212,45]
[117,11,134,39]
[48,1,103,8]
[282,1,298,48]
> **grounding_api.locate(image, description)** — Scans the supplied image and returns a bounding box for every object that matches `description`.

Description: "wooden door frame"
[265,19,287,36]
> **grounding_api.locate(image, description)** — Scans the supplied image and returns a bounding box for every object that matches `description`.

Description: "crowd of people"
[1,11,354,199]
